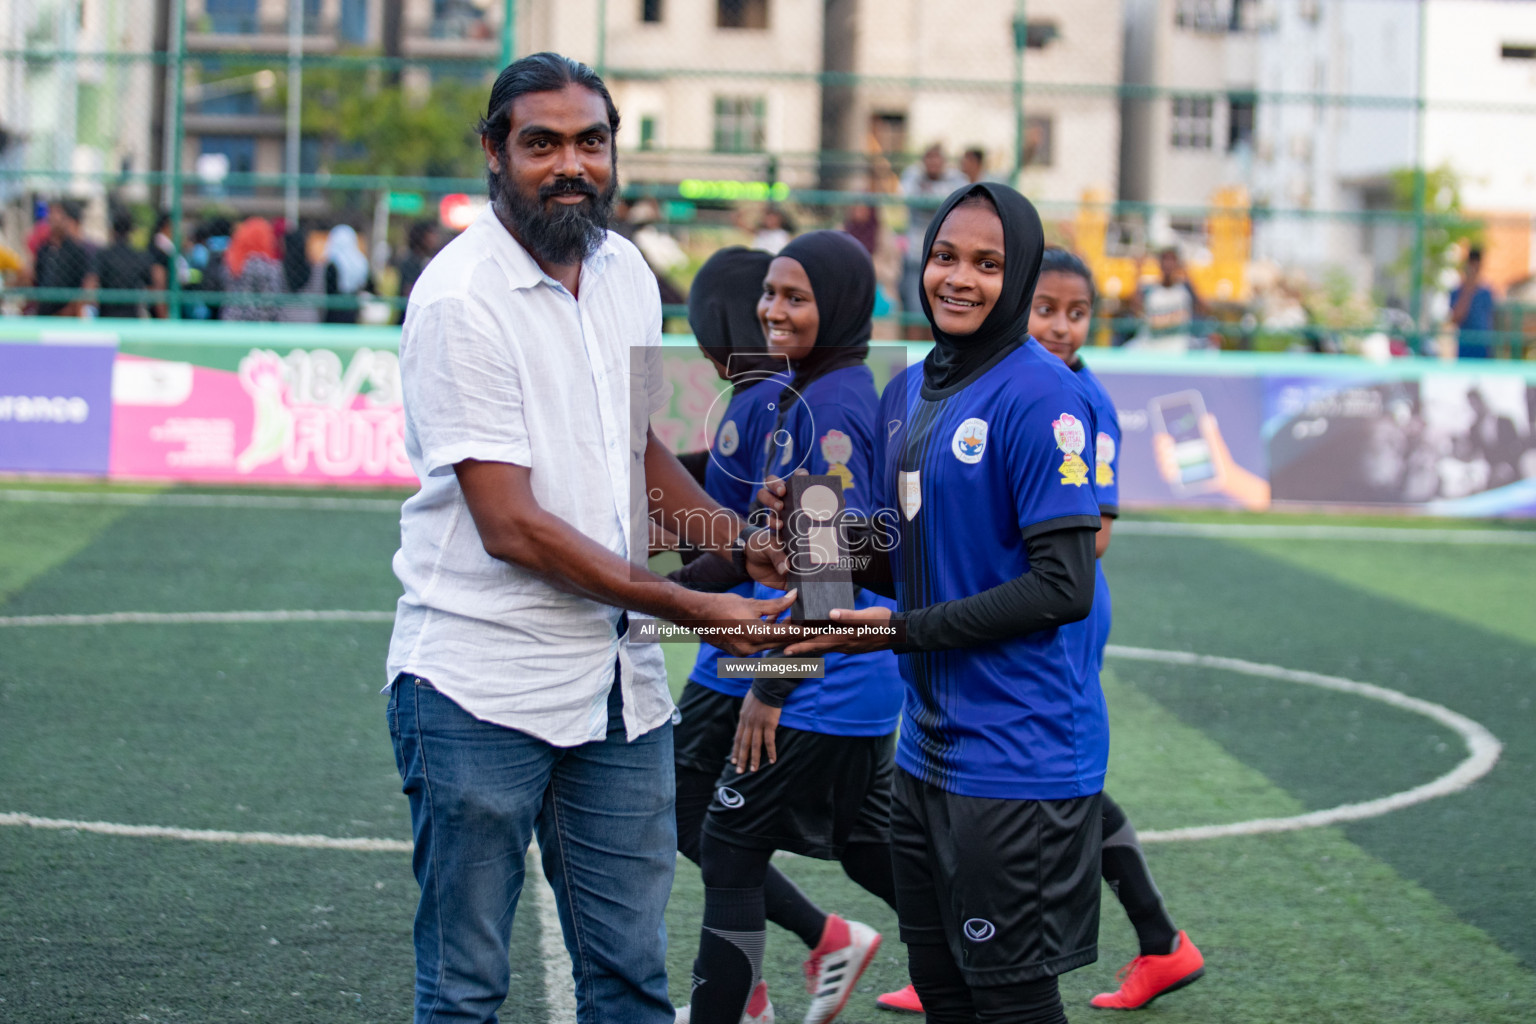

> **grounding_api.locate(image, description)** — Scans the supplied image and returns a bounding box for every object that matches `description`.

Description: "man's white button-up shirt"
[386,205,672,745]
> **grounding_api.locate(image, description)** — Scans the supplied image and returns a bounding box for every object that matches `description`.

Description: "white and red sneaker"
[801,915,881,1024]
[674,980,774,1024]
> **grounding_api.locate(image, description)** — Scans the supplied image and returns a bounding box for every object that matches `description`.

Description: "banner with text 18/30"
[109,345,415,486]
[0,343,116,474]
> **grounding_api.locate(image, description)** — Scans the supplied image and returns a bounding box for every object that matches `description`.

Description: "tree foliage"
[295,67,490,181]
[1387,163,1485,304]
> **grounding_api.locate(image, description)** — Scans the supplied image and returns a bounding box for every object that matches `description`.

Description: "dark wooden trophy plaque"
[784,475,856,622]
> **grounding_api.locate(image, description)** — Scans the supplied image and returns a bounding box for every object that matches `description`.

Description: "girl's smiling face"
[758,256,820,362]
[922,200,1006,336]
[1029,270,1094,365]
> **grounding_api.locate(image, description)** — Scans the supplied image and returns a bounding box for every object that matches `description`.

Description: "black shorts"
[702,725,895,860]
[892,768,1101,987]
[674,680,742,775]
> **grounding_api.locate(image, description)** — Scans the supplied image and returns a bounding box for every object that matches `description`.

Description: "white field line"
[0,609,394,627]
[1107,645,1505,843]
[1114,520,1536,544]
[0,488,402,512]
[0,811,412,852]
[0,642,1502,850]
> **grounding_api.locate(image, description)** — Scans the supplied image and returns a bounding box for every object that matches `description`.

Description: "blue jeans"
[388,672,676,1024]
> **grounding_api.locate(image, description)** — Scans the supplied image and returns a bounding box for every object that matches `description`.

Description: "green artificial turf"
[3,490,1535,1023]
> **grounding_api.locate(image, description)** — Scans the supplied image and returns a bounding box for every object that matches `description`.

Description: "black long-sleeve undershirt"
[751,524,1099,706]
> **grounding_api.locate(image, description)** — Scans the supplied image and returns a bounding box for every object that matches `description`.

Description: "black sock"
[907,941,976,1024]
[839,841,900,914]
[691,886,766,1024]
[764,866,827,948]
[1101,793,1179,957]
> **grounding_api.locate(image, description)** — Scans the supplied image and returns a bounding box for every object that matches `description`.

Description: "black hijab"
[687,246,780,391]
[918,182,1045,394]
[773,229,873,404]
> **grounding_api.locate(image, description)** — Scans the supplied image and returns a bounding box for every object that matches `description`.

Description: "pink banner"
[109,347,415,486]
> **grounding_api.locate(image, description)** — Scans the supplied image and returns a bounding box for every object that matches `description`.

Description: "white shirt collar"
[470,203,619,294]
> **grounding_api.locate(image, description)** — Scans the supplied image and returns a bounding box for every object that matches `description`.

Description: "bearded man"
[385,52,792,1024]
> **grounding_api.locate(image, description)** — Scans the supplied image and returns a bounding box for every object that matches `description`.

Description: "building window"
[198,135,257,194]
[1228,94,1255,151]
[641,0,663,23]
[1021,115,1053,167]
[640,116,657,151]
[869,112,907,157]
[717,0,769,30]
[1171,96,1214,150]
[713,97,766,153]
[205,0,259,34]
[1174,0,1222,31]
[1502,43,1536,60]
[340,0,368,42]
[1024,20,1059,49]
[432,0,490,40]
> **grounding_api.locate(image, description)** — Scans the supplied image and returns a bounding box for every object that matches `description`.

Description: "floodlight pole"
[284,0,303,228]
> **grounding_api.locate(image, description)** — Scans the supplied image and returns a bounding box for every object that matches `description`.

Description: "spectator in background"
[279,227,323,323]
[322,224,374,324]
[898,144,966,339]
[33,199,97,317]
[1127,247,1209,354]
[394,219,440,321]
[187,216,232,320]
[96,207,155,318]
[148,213,175,317]
[223,217,285,322]
[751,205,794,254]
[843,202,880,257]
[1449,247,1497,359]
[960,146,987,184]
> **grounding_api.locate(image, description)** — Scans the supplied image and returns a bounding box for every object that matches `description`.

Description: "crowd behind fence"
[3,0,1536,360]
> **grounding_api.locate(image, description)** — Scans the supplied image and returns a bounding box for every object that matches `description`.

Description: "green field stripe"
[1231,538,1536,647]
[0,505,404,617]
[0,502,137,605]
[1108,532,1536,970]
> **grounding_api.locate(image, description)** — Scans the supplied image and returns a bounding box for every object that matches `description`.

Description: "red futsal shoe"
[875,984,924,1014]
[1090,931,1205,1010]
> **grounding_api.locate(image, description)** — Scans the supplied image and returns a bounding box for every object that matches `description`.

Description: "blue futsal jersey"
[1066,361,1121,684]
[750,365,903,736]
[689,374,788,697]
[877,340,1108,799]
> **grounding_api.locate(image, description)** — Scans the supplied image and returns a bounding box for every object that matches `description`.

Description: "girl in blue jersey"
[1029,248,1204,1010]
[671,246,888,1024]
[680,232,904,1024]
[762,185,1106,1024]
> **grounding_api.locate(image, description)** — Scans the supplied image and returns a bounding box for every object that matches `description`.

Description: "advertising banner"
[0,342,115,474]
[2,320,1534,517]
[109,345,414,486]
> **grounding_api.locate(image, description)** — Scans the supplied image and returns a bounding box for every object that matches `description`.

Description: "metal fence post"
[1408,0,1429,351]
[167,0,187,319]
[500,0,515,68]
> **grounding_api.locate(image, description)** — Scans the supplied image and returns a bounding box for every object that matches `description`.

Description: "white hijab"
[325,225,370,294]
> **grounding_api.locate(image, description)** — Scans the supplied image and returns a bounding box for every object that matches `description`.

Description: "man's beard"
[492,165,617,266]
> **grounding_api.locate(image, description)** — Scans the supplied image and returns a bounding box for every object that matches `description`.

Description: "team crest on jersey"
[717,419,740,457]
[1060,452,1090,487]
[899,471,921,520]
[820,429,853,465]
[1095,430,1115,486]
[951,418,989,464]
[1052,413,1086,456]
